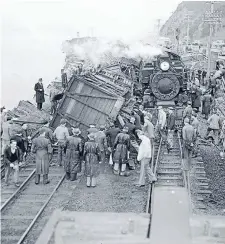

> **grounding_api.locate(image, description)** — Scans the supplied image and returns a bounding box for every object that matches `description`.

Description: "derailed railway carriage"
[140,49,188,104]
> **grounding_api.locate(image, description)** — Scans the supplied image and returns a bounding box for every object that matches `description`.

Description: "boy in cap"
[4,139,22,187]
[53,118,69,166]
[183,101,193,122]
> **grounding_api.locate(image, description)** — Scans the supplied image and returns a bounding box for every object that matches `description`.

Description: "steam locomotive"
[139,49,189,104]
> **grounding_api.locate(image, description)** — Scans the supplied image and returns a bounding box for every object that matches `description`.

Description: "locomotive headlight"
[160,62,170,71]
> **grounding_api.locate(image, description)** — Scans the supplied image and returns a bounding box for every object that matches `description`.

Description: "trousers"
[167,130,174,149]
[5,163,19,184]
[37,103,43,110]
[57,141,66,166]
[183,146,192,171]
[138,158,155,185]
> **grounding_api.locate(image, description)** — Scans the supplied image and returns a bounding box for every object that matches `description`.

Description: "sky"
[1,0,182,109]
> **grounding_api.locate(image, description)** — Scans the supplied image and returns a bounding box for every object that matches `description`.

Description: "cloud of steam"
[63,37,163,70]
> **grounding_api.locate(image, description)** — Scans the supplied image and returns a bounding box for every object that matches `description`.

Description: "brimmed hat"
[157,106,163,110]
[99,125,105,130]
[168,107,174,110]
[88,133,95,140]
[122,127,129,132]
[188,101,192,105]
[60,118,67,125]
[72,128,81,136]
[184,118,190,124]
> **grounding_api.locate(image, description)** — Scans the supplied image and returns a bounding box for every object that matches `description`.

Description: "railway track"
[1,150,65,244]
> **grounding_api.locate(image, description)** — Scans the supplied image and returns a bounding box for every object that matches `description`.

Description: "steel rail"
[1,169,36,212]
[16,173,66,244]
[146,137,162,238]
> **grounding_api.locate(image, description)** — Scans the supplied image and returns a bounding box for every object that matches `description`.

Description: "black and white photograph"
[1,0,225,243]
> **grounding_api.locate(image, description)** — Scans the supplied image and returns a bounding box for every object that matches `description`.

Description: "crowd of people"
[1,62,225,189]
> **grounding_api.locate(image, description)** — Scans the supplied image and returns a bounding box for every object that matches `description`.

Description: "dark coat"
[65,136,83,174]
[34,82,45,103]
[83,140,101,177]
[167,112,176,130]
[4,146,22,166]
[31,136,52,175]
[105,127,120,148]
[113,132,130,164]
[202,94,212,116]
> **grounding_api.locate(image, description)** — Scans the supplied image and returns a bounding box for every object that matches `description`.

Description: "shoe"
[135,184,145,187]
[15,183,20,187]
[44,180,50,184]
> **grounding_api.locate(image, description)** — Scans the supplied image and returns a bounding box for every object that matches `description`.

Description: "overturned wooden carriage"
[50,73,133,132]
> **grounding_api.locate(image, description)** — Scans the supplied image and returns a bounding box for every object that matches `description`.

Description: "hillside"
[160,1,225,44]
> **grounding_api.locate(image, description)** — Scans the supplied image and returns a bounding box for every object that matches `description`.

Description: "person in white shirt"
[53,118,69,166]
[135,131,157,187]
[156,106,167,142]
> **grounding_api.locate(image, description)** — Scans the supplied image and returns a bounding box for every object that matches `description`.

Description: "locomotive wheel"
[151,72,180,100]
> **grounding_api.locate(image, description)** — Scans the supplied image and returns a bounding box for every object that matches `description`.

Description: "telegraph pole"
[185,11,193,48]
[204,2,222,77]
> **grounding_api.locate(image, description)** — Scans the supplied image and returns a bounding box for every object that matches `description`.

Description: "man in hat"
[113,127,130,176]
[61,69,68,89]
[65,128,83,181]
[202,91,213,120]
[31,129,53,184]
[32,121,54,144]
[131,109,142,130]
[34,78,45,110]
[49,87,58,115]
[143,115,155,148]
[183,101,193,121]
[206,110,221,145]
[53,118,69,166]
[83,133,101,187]
[182,118,195,171]
[156,106,167,142]
[166,107,176,152]
[4,139,22,187]
[143,89,151,109]
[87,124,99,135]
[95,125,108,164]
[135,131,157,187]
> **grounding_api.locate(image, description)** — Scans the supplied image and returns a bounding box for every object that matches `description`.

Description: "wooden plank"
[66,94,110,116]
[68,92,118,100]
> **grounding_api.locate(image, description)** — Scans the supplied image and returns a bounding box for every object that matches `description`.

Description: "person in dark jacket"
[113,127,130,176]
[4,139,22,187]
[11,129,26,159]
[166,107,176,152]
[34,78,45,110]
[65,128,83,181]
[61,69,68,88]
[83,133,101,187]
[31,129,53,184]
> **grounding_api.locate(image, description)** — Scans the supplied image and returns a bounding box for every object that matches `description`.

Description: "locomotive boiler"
[139,49,188,104]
